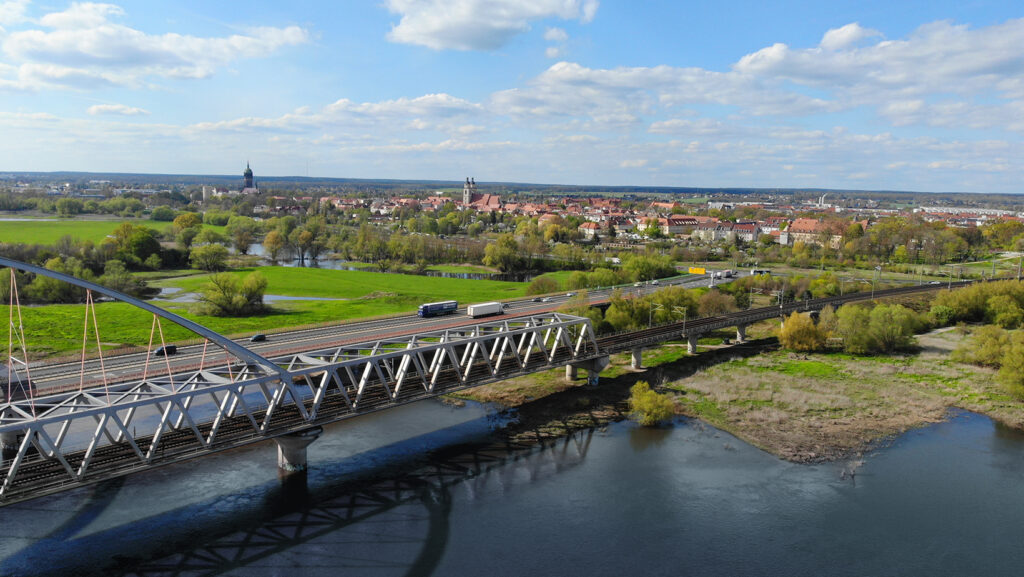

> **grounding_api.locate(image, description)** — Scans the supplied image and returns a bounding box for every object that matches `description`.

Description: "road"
[17,272,731,394]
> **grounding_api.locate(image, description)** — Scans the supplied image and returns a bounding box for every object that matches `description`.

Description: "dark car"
[249,334,267,343]
[152,345,177,357]
[532,297,544,302]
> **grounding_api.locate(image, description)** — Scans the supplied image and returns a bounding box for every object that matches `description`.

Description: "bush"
[778,311,826,352]
[628,381,675,426]
[526,276,560,295]
[196,271,267,316]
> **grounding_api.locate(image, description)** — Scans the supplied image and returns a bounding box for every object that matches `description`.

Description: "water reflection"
[628,422,674,452]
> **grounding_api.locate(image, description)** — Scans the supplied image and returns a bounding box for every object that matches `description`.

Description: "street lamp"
[672,306,688,333]
[873,266,881,299]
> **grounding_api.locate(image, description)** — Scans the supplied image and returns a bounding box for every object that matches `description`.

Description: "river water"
[1,403,1022,576]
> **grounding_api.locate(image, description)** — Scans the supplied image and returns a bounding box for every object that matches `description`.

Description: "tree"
[196,271,267,316]
[998,332,1024,398]
[987,295,1024,329]
[263,230,286,262]
[56,198,83,216]
[526,276,560,295]
[778,311,826,352]
[628,381,676,426]
[483,234,523,272]
[868,304,917,352]
[172,212,203,232]
[150,206,176,221]
[836,304,874,354]
[190,244,229,271]
[952,325,1008,368]
[698,290,736,317]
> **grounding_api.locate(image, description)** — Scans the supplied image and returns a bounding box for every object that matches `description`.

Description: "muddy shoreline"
[465,328,1021,464]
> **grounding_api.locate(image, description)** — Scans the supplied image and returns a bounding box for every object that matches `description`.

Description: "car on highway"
[152,345,177,357]
[541,297,551,302]
[928,281,942,285]
[565,292,576,297]
[532,297,544,302]
[249,334,267,342]
[634,282,642,287]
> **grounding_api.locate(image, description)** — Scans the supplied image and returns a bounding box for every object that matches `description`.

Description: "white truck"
[467,301,504,318]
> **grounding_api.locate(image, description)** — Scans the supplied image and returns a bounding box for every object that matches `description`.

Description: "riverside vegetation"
[465,281,1024,462]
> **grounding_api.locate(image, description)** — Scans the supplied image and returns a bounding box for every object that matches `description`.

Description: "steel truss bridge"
[0,257,975,506]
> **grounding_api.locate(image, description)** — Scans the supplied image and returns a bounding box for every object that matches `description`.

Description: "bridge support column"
[736,324,747,344]
[274,426,323,476]
[1,431,19,461]
[568,356,610,385]
[631,347,643,370]
[565,364,578,380]
[687,334,699,355]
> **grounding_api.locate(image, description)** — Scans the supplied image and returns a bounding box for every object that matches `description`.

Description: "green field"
[2,267,530,358]
[156,266,526,301]
[0,218,224,245]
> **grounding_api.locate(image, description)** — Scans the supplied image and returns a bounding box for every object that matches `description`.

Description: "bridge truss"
[0,258,599,505]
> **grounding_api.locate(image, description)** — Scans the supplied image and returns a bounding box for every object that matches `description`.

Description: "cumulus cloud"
[88,103,148,115]
[544,26,568,42]
[385,0,598,50]
[0,0,29,28]
[819,22,881,50]
[0,2,309,89]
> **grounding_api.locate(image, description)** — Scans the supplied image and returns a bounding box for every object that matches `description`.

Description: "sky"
[0,1,1022,194]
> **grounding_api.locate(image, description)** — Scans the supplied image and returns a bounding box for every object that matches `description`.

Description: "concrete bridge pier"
[687,334,699,355]
[631,348,643,370]
[274,426,323,477]
[736,324,747,344]
[567,356,611,384]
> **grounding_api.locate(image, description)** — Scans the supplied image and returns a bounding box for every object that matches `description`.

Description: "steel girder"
[0,313,599,504]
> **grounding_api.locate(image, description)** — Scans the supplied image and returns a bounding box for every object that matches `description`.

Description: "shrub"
[778,311,826,352]
[628,381,676,426]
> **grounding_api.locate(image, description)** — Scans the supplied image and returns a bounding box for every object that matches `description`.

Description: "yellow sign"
[688,267,706,275]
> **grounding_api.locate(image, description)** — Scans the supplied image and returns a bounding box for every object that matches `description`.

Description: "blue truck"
[418,300,458,317]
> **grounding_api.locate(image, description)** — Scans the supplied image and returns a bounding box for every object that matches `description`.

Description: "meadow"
[0,218,224,245]
[2,267,530,358]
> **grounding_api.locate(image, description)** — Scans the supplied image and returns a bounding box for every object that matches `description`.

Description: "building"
[462,176,501,211]
[241,162,259,194]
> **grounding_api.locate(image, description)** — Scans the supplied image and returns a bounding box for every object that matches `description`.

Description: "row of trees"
[778,304,921,355]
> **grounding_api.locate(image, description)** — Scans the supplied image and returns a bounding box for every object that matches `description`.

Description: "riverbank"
[462,325,1023,463]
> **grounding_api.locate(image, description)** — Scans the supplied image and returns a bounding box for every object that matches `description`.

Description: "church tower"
[462,177,476,204]
[243,162,254,189]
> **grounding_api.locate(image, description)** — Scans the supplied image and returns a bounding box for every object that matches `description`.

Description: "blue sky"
[0,1,1022,193]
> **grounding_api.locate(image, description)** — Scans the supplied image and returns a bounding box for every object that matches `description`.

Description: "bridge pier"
[631,347,643,370]
[1,432,19,461]
[736,324,747,343]
[567,356,610,385]
[687,334,699,355]
[274,426,323,476]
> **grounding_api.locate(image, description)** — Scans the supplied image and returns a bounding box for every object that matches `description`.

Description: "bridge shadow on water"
[1,413,595,577]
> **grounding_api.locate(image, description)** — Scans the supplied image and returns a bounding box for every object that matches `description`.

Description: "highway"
[16,272,729,394]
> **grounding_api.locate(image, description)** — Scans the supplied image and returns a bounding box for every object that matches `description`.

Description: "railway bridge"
[0,257,972,505]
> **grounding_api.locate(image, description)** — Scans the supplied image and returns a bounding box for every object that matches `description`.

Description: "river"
[0,403,1022,576]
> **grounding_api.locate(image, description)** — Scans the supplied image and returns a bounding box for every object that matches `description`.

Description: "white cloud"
[620,159,647,168]
[88,103,148,115]
[0,0,29,28]
[545,46,562,58]
[544,26,568,42]
[819,22,881,50]
[385,0,598,50]
[0,3,309,90]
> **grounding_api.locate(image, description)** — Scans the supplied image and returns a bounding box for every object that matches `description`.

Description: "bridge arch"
[0,255,285,378]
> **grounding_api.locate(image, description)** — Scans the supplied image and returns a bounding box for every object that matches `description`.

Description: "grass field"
[0,266,532,358]
[155,266,526,301]
[0,218,224,245]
